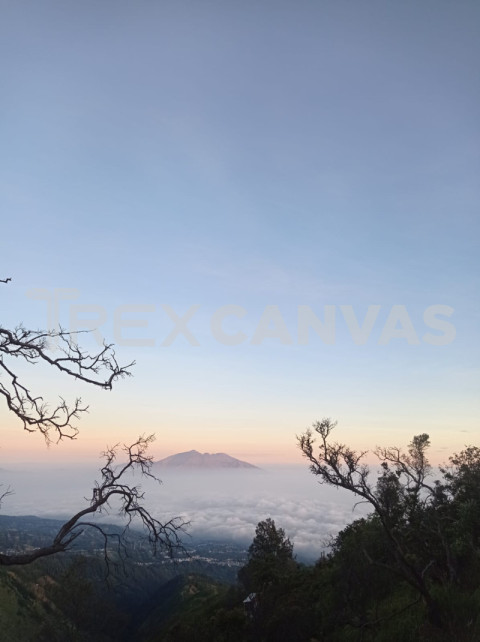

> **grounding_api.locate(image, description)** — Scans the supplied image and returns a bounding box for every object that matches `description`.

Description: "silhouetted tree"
[0,279,133,442]
[0,434,186,566]
[239,518,294,592]
[248,518,293,563]
[0,278,186,565]
[298,419,443,626]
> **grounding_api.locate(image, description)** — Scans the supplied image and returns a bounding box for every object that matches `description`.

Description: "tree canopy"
[298,419,480,630]
[238,518,295,593]
[248,518,294,563]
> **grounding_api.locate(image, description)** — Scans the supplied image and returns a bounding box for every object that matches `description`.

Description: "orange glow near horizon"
[1,409,475,469]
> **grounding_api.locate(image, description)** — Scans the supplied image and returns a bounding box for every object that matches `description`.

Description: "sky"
[1,1,479,468]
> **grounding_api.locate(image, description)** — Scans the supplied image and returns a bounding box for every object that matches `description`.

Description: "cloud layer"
[0,464,370,561]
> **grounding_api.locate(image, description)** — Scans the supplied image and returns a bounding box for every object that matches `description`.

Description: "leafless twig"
[1,279,134,441]
[0,435,188,567]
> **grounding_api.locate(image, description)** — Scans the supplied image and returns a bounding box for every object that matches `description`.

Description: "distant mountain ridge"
[153,450,259,470]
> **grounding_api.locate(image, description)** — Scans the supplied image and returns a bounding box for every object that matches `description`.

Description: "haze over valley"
[0,458,369,561]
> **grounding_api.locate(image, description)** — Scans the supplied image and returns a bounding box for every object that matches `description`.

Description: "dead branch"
[1,279,134,441]
[0,435,188,567]
[298,419,442,621]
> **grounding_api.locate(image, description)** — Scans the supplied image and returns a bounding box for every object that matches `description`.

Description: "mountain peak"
[154,450,259,470]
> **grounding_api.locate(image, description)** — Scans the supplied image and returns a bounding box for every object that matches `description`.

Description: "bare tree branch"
[0,279,187,569]
[0,435,188,567]
[375,434,436,496]
[1,280,134,441]
[298,419,443,625]
[0,485,13,509]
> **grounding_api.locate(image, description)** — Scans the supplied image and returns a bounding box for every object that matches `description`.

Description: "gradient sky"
[1,1,478,465]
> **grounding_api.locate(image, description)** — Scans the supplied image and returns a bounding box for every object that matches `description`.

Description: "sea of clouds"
[0,463,371,561]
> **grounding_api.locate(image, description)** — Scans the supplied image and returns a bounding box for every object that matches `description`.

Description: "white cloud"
[0,465,371,561]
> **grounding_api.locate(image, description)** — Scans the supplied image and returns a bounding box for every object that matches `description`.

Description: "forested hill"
[0,515,246,641]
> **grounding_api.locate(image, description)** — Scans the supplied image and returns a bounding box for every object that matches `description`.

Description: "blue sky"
[1,1,478,463]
